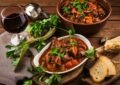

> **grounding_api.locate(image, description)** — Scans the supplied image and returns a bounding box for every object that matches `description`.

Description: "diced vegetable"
[71,46,78,56]
[65,61,73,69]
[71,59,79,66]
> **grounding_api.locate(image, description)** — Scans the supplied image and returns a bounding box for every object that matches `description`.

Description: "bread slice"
[89,56,116,82]
[99,56,116,76]
[104,36,120,53]
[89,59,108,82]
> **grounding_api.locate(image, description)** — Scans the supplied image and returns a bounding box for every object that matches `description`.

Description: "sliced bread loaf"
[89,59,108,82]
[99,56,116,76]
[89,56,116,82]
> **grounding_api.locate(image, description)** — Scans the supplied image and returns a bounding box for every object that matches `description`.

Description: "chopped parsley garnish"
[63,6,70,14]
[85,48,95,58]
[50,47,66,58]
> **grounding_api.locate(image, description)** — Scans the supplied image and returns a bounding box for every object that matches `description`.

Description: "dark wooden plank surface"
[0,0,120,85]
[0,0,119,6]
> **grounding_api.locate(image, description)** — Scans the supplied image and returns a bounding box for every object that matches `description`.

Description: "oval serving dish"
[33,34,93,74]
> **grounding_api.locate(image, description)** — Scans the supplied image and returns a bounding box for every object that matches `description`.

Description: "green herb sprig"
[23,80,32,85]
[26,15,59,38]
[68,27,75,36]
[27,66,61,85]
[28,66,45,75]
[71,0,88,16]
[44,74,61,85]
[63,6,70,14]
[50,47,66,58]
[85,48,95,58]
[6,39,29,66]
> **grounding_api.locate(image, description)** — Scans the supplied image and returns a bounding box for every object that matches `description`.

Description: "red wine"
[2,13,28,33]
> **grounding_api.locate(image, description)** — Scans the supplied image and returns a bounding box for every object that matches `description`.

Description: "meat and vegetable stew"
[39,37,88,72]
[61,0,106,24]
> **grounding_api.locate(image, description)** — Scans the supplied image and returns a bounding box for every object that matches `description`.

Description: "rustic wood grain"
[109,0,120,6]
[0,0,58,6]
[91,21,120,37]
[0,0,120,6]
[110,7,120,21]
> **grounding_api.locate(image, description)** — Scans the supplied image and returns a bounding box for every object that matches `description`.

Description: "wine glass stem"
[10,34,22,46]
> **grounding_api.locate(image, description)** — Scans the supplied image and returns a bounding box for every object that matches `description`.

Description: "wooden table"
[0,0,120,85]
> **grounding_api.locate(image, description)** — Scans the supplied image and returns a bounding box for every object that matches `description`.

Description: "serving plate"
[33,34,93,74]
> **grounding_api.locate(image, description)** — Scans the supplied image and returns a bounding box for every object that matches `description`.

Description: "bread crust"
[99,56,116,76]
[89,56,116,82]
[89,59,108,82]
[104,36,120,53]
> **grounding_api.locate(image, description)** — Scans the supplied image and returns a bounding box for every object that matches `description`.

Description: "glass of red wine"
[1,4,28,45]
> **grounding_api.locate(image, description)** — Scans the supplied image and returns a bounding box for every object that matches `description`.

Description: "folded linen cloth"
[0,32,32,85]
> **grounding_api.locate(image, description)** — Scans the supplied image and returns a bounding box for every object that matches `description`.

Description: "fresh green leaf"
[70,41,77,46]
[34,40,46,52]
[6,45,14,49]
[23,80,32,85]
[6,39,29,66]
[71,0,88,16]
[44,74,61,85]
[68,27,75,36]
[50,47,59,56]
[28,66,45,75]
[50,48,66,58]
[76,4,82,12]
[26,15,59,38]
[85,48,95,58]
[12,58,20,66]
[63,6,70,14]
[50,15,60,26]
[33,66,45,74]
[58,52,66,58]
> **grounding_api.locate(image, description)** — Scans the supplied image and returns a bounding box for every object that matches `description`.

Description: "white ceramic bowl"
[33,34,93,74]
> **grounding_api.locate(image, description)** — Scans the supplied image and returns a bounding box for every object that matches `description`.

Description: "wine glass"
[1,4,28,45]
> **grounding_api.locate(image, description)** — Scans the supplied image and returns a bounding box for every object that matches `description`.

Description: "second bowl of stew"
[56,0,112,34]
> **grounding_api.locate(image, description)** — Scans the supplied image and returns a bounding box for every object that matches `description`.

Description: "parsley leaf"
[50,48,66,58]
[50,47,59,56]
[63,6,70,14]
[70,41,77,46]
[45,74,61,85]
[23,80,32,85]
[34,40,46,52]
[68,27,75,36]
[58,52,66,58]
[6,40,29,66]
[71,0,88,16]
[85,48,95,58]
[26,15,59,38]
[28,66,45,75]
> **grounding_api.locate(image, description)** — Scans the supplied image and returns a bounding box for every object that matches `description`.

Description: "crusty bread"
[89,56,116,82]
[99,56,116,76]
[104,36,120,53]
[89,59,108,82]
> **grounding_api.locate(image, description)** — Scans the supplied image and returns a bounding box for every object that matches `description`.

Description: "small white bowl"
[33,34,93,74]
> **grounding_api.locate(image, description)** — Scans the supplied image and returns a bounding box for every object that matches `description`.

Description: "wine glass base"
[10,34,24,46]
